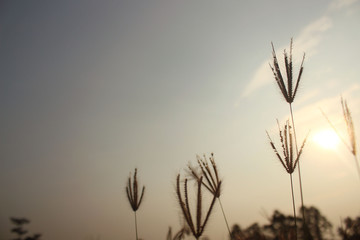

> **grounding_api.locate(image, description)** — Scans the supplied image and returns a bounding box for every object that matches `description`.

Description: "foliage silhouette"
[231,223,267,240]
[230,206,333,240]
[264,210,298,240]
[9,217,42,240]
[300,206,333,240]
[338,216,360,240]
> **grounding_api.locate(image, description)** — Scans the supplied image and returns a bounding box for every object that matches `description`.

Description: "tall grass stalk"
[126,168,145,240]
[134,212,138,240]
[289,173,297,237]
[266,120,308,240]
[289,104,305,218]
[321,97,360,182]
[176,174,217,240]
[270,38,307,223]
[187,153,232,239]
[341,98,360,182]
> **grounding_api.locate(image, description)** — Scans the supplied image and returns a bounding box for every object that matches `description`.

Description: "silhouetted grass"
[187,153,232,239]
[270,39,307,234]
[176,174,217,240]
[126,168,145,240]
[267,120,308,240]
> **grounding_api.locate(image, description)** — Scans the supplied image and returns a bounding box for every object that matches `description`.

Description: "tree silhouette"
[338,217,360,240]
[10,217,42,240]
[264,210,298,240]
[300,206,333,240]
[230,207,333,240]
[230,223,267,240]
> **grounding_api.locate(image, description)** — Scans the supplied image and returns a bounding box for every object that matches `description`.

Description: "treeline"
[8,206,360,240]
[228,206,360,240]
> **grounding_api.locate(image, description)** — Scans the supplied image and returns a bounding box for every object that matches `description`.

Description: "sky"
[1,0,360,239]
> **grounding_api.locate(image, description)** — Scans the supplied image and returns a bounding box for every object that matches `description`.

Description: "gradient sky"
[1,1,360,239]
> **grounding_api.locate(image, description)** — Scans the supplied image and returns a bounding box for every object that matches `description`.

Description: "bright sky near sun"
[313,129,341,149]
[1,1,360,240]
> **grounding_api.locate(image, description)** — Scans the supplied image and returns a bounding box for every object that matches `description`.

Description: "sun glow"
[312,129,340,149]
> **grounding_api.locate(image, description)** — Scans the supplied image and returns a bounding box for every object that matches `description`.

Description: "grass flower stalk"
[266,120,308,240]
[176,174,217,240]
[270,38,307,223]
[341,98,360,181]
[126,168,145,240]
[187,153,232,239]
[321,97,360,182]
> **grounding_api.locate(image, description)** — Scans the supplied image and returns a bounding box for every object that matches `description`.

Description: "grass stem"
[218,198,232,239]
[135,211,138,240]
[353,154,360,183]
[289,104,306,223]
[290,173,298,240]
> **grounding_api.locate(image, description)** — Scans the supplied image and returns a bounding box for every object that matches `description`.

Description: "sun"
[312,129,340,150]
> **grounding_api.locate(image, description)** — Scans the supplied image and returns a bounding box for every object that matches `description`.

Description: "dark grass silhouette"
[176,174,217,240]
[266,120,308,240]
[126,168,145,240]
[269,38,307,237]
[187,153,232,239]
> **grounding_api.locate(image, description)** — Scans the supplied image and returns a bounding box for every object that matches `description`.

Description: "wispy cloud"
[294,89,320,106]
[293,17,332,57]
[241,61,271,99]
[241,0,359,99]
[328,0,359,11]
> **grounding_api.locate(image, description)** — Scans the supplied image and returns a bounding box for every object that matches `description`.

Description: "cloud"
[241,16,332,98]
[294,16,332,57]
[294,89,320,106]
[328,0,359,11]
[241,61,272,99]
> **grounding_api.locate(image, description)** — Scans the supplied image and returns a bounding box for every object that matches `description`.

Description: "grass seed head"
[188,153,222,198]
[270,38,305,104]
[341,97,357,156]
[126,168,145,212]
[176,174,217,239]
[267,120,308,174]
